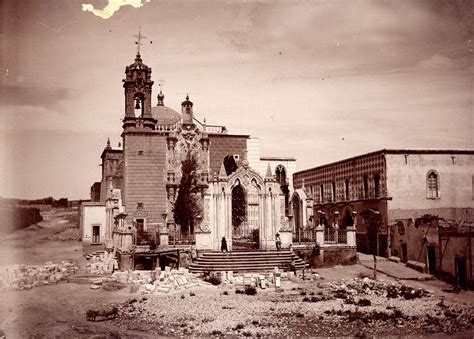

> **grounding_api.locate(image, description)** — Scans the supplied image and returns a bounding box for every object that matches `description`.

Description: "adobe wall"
[385,153,473,216]
[0,206,43,235]
[80,203,106,246]
[123,132,167,227]
[438,235,473,288]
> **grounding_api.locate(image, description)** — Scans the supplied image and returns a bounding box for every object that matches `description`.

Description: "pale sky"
[1,0,472,200]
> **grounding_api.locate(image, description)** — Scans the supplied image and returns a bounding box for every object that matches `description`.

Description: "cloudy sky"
[0,0,472,200]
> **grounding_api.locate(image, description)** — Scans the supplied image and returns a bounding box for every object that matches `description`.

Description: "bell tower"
[122,28,155,130]
[181,94,194,125]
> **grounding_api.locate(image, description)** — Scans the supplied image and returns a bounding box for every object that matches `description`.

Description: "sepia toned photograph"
[0,0,473,337]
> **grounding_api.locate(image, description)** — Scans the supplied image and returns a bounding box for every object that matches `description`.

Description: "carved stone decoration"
[380,173,387,196]
[369,174,375,198]
[200,196,211,232]
[280,197,290,231]
[134,209,148,218]
[168,124,206,183]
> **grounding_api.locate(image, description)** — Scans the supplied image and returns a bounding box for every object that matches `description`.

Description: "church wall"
[208,134,248,175]
[123,132,167,227]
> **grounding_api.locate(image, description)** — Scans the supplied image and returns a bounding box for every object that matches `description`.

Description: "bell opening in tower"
[134,94,144,118]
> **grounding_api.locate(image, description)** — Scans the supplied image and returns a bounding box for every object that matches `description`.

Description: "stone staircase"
[189,250,306,273]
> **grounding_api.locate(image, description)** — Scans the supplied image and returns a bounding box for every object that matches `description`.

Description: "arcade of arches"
[289,189,357,246]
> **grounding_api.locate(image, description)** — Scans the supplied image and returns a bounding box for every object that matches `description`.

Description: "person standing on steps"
[221,236,228,253]
[275,233,282,251]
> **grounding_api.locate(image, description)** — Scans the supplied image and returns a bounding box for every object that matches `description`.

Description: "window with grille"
[426,170,440,199]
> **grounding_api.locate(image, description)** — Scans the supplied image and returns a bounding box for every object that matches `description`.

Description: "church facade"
[80,50,297,266]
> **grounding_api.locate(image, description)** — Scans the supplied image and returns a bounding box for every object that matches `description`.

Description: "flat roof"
[208,133,250,138]
[294,149,474,176]
[81,202,105,207]
[260,156,296,161]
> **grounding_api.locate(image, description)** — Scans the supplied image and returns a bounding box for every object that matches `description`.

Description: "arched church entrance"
[292,194,302,232]
[231,179,260,250]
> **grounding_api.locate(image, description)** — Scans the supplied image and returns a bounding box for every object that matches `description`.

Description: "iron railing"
[168,231,196,245]
[292,229,317,243]
[324,227,336,243]
[337,230,347,244]
[135,231,160,249]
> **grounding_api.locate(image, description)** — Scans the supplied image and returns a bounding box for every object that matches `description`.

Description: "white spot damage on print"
[82,0,146,20]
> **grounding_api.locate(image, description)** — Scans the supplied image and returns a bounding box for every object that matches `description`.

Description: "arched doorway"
[339,208,354,244]
[231,180,260,249]
[292,194,302,231]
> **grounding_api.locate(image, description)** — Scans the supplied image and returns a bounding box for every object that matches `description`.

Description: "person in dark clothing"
[290,259,297,276]
[221,236,228,253]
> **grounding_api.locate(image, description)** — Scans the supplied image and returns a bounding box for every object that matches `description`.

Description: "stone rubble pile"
[0,261,79,290]
[217,267,296,290]
[89,267,200,294]
[85,251,119,275]
[324,277,433,300]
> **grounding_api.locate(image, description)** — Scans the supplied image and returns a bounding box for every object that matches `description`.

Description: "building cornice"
[294,149,474,176]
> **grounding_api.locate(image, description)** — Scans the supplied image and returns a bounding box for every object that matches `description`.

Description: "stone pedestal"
[117,251,132,271]
[346,226,356,246]
[279,230,293,250]
[315,226,324,245]
[160,231,169,247]
[195,231,213,250]
[113,230,133,251]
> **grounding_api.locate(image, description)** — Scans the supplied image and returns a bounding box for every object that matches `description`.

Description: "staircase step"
[189,250,305,273]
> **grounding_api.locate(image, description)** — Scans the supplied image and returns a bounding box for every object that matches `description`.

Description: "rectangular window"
[345,179,350,201]
[136,218,144,233]
[374,173,380,198]
[320,184,324,203]
[332,182,336,202]
[363,175,369,199]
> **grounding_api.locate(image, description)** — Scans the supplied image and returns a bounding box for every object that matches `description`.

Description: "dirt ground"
[0,208,473,338]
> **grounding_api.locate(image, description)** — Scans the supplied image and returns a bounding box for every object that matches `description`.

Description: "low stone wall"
[0,206,43,234]
[293,245,357,268]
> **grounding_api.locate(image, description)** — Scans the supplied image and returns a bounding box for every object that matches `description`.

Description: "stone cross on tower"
[133,26,147,55]
[157,78,165,92]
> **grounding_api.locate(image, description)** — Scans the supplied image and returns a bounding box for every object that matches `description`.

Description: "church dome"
[151,91,181,125]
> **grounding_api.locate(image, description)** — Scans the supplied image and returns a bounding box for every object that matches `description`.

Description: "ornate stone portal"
[195,161,288,251]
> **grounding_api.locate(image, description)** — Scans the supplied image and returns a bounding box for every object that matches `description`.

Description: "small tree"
[360,209,381,280]
[173,152,202,233]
